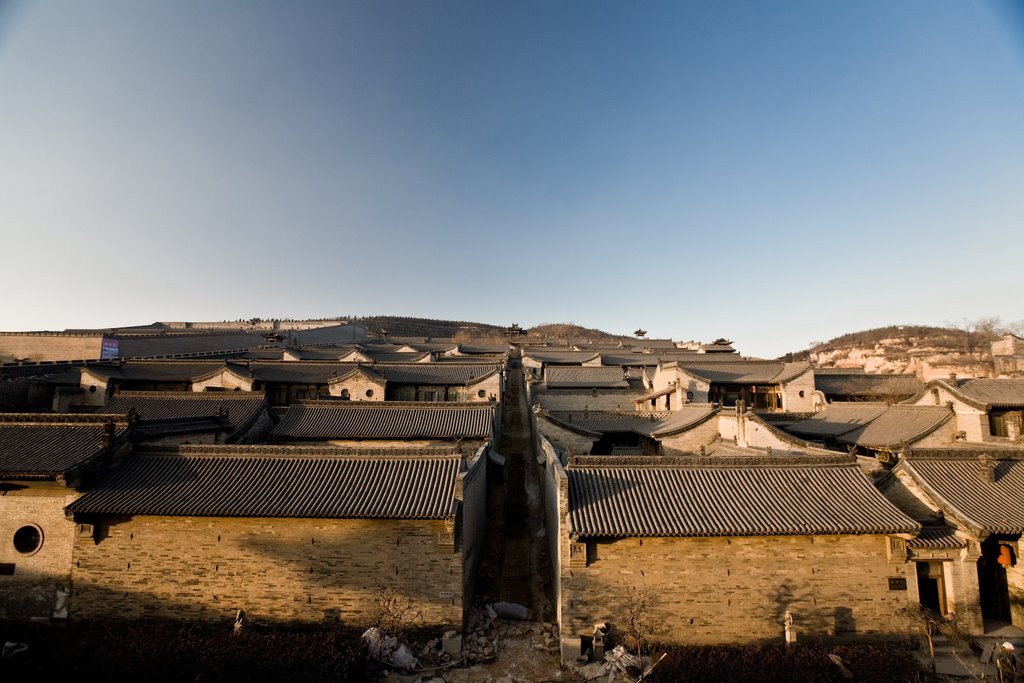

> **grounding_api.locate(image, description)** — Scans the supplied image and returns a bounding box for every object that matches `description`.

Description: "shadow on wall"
[770,580,858,641]
[70,518,461,631]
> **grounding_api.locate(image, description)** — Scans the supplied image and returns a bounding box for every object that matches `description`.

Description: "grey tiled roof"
[553,405,717,437]
[900,453,1024,534]
[376,364,499,386]
[954,379,1024,408]
[67,450,458,519]
[83,360,228,383]
[400,343,459,353]
[362,351,433,363]
[523,351,601,365]
[675,361,810,384]
[567,457,918,538]
[837,405,952,449]
[114,333,267,358]
[907,526,966,550]
[815,373,923,399]
[599,354,662,367]
[0,414,126,477]
[101,391,268,429]
[271,401,494,440]
[249,362,351,384]
[786,404,890,437]
[545,367,631,389]
[457,344,510,355]
[638,339,679,350]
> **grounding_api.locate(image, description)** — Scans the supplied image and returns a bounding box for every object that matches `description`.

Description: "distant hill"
[779,321,1012,379]
[351,317,643,344]
[524,323,632,342]
[353,316,506,341]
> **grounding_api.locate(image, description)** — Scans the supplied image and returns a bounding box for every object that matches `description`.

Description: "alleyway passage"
[478,350,553,622]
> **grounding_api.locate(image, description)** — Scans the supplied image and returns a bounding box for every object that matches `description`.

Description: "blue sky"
[0,1,1021,357]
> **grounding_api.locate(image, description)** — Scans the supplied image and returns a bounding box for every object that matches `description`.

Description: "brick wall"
[0,334,103,362]
[559,533,913,659]
[536,416,598,454]
[658,418,721,454]
[459,446,488,623]
[70,516,463,627]
[781,370,816,412]
[0,483,78,619]
[533,389,647,412]
[326,375,386,400]
[192,372,255,392]
[538,436,568,630]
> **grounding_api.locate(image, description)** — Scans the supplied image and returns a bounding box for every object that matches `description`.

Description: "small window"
[932,388,940,405]
[13,525,43,555]
[686,391,694,400]
[89,385,97,393]
[340,389,350,400]
[798,390,805,398]
[477,389,486,398]
[365,389,374,398]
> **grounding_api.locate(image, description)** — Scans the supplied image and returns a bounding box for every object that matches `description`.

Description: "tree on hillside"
[950,317,1002,355]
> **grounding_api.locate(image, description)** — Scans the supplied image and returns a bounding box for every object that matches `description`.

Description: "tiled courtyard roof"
[83,360,227,383]
[814,373,923,399]
[101,391,267,428]
[899,452,1024,535]
[113,333,267,358]
[599,354,662,367]
[376,364,499,386]
[836,405,952,448]
[271,401,494,440]
[523,351,601,365]
[954,379,1024,408]
[0,414,126,477]
[567,456,918,538]
[249,362,351,384]
[66,450,459,519]
[457,343,509,355]
[674,361,810,384]
[555,405,717,437]
[545,366,631,389]
[786,403,889,437]
[907,526,967,550]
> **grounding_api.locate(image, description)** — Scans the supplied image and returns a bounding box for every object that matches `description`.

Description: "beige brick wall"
[537,417,598,455]
[70,516,463,628]
[326,375,386,400]
[192,372,255,392]
[0,334,103,362]
[781,370,816,412]
[907,386,990,442]
[0,483,79,619]
[658,418,721,454]
[77,369,112,407]
[533,389,647,412]
[560,533,913,655]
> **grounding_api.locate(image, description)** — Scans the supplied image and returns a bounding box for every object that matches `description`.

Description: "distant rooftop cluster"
[2,317,1024,667]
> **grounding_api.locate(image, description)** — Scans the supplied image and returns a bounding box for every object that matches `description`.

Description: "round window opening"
[365,389,374,398]
[14,524,43,555]
[478,389,487,398]
[799,390,805,398]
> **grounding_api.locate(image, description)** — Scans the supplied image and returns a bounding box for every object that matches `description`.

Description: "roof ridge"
[567,454,856,468]
[293,400,492,409]
[0,413,129,425]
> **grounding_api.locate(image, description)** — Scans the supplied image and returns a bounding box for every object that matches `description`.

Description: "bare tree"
[624,583,658,681]
[370,587,422,639]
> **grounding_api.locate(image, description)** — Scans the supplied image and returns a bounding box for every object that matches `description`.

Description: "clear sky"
[1,0,1022,357]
